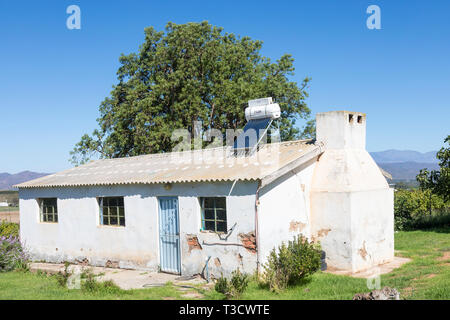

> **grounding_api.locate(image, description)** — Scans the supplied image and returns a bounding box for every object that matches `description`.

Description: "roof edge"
[260,143,324,188]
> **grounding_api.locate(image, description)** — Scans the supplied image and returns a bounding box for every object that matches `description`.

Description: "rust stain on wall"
[359,241,368,260]
[186,234,202,252]
[214,257,221,267]
[239,231,256,253]
[289,221,307,232]
[317,228,331,237]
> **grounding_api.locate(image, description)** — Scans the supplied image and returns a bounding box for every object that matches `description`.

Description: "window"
[40,198,58,223]
[99,197,125,226]
[200,197,227,233]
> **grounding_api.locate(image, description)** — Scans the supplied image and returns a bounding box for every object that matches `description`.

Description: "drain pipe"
[255,180,262,276]
[204,256,211,283]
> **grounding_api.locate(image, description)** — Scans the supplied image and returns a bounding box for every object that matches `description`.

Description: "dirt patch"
[181,292,204,299]
[437,251,450,262]
[426,274,437,279]
[0,211,19,224]
[186,235,202,252]
[239,232,256,253]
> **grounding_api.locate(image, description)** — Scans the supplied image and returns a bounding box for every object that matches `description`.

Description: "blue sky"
[0,0,449,173]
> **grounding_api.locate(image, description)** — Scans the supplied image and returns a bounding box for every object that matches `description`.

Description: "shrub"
[261,235,321,292]
[0,222,19,238]
[55,262,73,287]
[214,269,249,299]
[394,189,449,230]
[80,268,122,294]
[0,236,29,272]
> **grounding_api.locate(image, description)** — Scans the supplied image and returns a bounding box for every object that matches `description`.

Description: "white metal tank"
[245,97,281,121]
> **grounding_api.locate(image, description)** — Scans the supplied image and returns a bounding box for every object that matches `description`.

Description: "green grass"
[0,206,19,212]
[0,227,449,300]
[0,271,187,300]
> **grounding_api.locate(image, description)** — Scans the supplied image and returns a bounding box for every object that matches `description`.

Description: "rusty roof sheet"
[16,140,322,189]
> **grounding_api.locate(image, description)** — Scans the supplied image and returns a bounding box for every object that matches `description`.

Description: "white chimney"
[316,111,366,150]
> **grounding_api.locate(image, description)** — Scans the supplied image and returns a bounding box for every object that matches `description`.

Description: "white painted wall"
[312,110,394,272]
[19,181,258,276]
[258,158,316,267]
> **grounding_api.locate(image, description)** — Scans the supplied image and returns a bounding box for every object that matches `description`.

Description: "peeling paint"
[359,241,368,260]
[239,231,256,253]
[186,235,202,252]
[289,220,307,232]
[105,260,119,268]
[76,258,89,266]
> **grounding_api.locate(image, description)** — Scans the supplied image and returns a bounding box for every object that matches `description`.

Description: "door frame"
[157,196,181,274]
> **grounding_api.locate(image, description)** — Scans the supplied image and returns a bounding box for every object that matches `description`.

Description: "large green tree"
[70,21,311,164]
[417,135,450,202]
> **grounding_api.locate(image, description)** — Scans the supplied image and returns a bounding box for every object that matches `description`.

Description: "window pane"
[216,209,226,221]
[205,220,215,231]
[110,216,118,225]
[54,214,58,222]
[108,198,117,207]
[109,206,118,217]
[103,216,109,225]
[117,197,124,207]
[203,198,215,209]
[119,217,125,226]
[217,221,227,233]
[118,207,125,217]
[47,214,54,222]
[215,197,226,209]
[203,209,215,220]
[200,197,227,232]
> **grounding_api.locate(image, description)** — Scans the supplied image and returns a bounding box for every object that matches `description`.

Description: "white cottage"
[17,108,394,277]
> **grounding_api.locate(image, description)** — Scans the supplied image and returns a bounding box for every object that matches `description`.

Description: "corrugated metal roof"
[16,140,322,189]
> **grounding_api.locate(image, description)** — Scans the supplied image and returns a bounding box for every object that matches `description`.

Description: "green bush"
[54,262,72,287]
[214,269,249,299]
[394,189,449,230]
[0,222,19,238]
[80,268,122,294]
[261,235,321,292]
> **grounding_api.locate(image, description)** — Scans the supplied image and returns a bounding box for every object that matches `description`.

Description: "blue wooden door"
[158,197,181,274]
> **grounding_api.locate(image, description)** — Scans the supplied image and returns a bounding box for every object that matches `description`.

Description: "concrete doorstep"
[30,262,207,290]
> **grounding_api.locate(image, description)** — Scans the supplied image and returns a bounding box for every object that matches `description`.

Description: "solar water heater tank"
[245,97,281,121]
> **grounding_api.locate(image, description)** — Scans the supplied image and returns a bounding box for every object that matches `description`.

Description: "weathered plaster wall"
[19,181,258,276]
[258,158,316,267]
[310,148,394,272]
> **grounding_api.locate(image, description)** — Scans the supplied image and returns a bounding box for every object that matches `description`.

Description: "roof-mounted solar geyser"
[233,97,281,156]
[245,97,281,121]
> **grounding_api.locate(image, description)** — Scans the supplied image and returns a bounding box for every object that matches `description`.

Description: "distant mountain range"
[370,150,438,164]
[369,150,439,181]
[0,150,441,189]
[0,171,50,190]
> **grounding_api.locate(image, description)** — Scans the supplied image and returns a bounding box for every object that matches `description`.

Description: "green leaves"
[417,135,450,202]
[70,21,311,164]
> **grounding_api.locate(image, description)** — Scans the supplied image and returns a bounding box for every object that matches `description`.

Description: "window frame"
[98,197,126,227]
[39,198,58,223]
[199,197,227,233]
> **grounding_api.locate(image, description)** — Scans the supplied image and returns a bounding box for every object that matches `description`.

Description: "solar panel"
[233,118,273,154]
